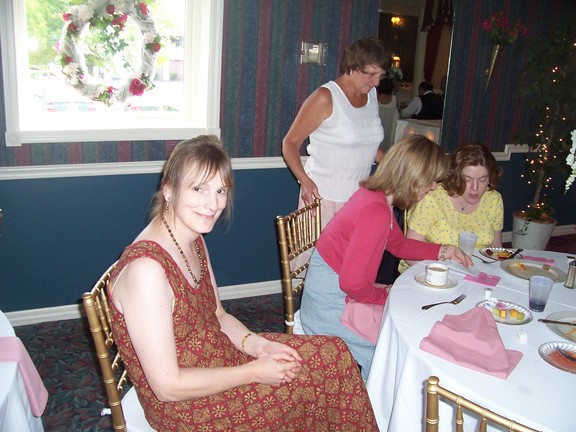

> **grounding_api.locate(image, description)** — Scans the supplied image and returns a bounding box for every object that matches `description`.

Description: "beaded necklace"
[161,216,204,285]
[455,196,474,212]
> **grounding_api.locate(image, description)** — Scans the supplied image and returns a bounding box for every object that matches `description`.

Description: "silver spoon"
[473,254,498,264]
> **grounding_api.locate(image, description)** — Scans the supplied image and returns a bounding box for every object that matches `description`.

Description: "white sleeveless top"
[304,81,383,202]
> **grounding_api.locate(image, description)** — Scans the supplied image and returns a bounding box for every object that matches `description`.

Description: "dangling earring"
[165,202,169,211]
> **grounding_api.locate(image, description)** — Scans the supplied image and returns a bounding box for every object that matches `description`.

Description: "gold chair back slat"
[425,376,540,432]
[456,403,463,432]
[276,198,322,333]
[82,262,129,431]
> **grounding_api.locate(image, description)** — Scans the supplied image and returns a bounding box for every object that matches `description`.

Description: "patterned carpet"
[14,235,575,431]
[15,293,289,432]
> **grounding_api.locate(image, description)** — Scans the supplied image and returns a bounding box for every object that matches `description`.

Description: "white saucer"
[415,272,458,289]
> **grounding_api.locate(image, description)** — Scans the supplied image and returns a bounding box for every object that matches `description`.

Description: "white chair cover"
[378,95,399,152]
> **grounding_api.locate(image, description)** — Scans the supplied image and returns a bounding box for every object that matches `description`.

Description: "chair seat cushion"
[293,310,305,335]
[122,387,156,432]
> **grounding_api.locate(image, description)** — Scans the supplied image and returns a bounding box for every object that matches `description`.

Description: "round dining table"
[366,249,576,432]
[0,310,45,432]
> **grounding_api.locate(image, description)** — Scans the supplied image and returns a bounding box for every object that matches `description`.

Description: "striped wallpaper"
[0,0,378,166]
[442,0,576,152]
[1,0,574,166]
[219,0,379,157]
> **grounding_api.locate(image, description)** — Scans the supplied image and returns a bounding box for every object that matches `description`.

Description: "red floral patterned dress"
[108,240,378,432]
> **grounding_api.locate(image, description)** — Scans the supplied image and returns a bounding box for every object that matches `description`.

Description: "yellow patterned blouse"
[399,184,503,272]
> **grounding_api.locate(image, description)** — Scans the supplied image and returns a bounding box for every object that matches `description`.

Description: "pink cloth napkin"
[464,272,500,286]
[522,255,555,265]
[340,300,385,345]
[420,307,523,379]
[0,336,48,416]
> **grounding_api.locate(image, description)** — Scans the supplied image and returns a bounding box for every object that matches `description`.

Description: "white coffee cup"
[425,263,449,286]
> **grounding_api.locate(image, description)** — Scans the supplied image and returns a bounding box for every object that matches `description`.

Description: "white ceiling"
[379,0,425,17]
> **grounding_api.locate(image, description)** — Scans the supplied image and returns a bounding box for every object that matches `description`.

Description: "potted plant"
[512,24,576,249]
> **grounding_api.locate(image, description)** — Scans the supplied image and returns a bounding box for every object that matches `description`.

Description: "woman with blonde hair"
[300,135,472,379]
[400,141,503,272]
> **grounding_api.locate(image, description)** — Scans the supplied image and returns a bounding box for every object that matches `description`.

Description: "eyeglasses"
[359,68,386,81]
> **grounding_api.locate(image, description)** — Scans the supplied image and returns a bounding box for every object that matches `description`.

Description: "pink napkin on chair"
[0,336,48,416]
[464,272,500,286]
[420,307,522,379]
[340,300,385,345]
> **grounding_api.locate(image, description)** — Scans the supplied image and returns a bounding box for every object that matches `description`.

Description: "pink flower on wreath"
[62,12,72,21]
[106,86,115,94]
[64,55,74,64]
[106,4,115,15]
[112,14,128,29]
[129,78,147,96]
[67,23,79,34]
[138,2,149,16]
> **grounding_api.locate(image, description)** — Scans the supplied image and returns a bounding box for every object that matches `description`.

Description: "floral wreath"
[58,0,162,106]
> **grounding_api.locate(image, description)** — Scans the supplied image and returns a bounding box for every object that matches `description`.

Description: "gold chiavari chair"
[425,376,540,432]
[276,198,322,333]
[82,262,155,431]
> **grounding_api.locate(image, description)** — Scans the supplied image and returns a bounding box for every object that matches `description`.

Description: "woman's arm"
[282,87,332,205]
[204,238,302,366]
[389,225,472,267]
[403,227,427,266]
[115,256,301,402]
[491,230,503,247]
[490,192,504,247]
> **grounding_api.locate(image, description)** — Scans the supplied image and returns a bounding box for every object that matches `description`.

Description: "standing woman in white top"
[282,37,392,226]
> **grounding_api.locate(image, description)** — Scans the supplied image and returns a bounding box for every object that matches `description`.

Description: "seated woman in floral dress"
[107,135,378,431]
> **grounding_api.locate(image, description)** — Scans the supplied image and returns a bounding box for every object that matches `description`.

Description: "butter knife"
[506,248,523,260]
[538,318,576,327]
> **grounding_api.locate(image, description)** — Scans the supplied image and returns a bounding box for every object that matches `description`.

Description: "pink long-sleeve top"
[316,187,441,304]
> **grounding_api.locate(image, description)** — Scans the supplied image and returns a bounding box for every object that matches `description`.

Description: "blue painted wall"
[0,168,300,312]
[1,154,574,312]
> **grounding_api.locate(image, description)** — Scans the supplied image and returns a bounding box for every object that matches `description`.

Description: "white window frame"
[0,0,223,147]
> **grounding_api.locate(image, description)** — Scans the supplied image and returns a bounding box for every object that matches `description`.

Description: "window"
[0,0,223,146]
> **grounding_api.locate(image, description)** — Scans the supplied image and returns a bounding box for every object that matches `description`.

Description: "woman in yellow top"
[400,142,503,272]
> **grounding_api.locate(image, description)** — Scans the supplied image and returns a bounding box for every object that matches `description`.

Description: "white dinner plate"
[542,312,576,342]
[414,272,457,289]
[500,259,567,283]
[479,247,523,261]
[476,299,532,325]
[539,341,576,373]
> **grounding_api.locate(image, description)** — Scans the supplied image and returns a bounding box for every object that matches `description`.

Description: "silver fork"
[472,254,498,264]
[421,294,466,310]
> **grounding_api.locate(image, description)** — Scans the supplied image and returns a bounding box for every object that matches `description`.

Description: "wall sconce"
[391,16,401,26]
[392,55,401,68]
[300,41,327,65]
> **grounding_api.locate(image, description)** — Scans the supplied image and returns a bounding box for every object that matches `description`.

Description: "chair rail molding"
[0,156,292,180]
[0,144,529,181]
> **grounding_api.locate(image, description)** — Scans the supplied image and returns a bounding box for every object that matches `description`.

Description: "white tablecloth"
[366,250,576,432]
[394,118,442,144]
[0,310,44,432]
